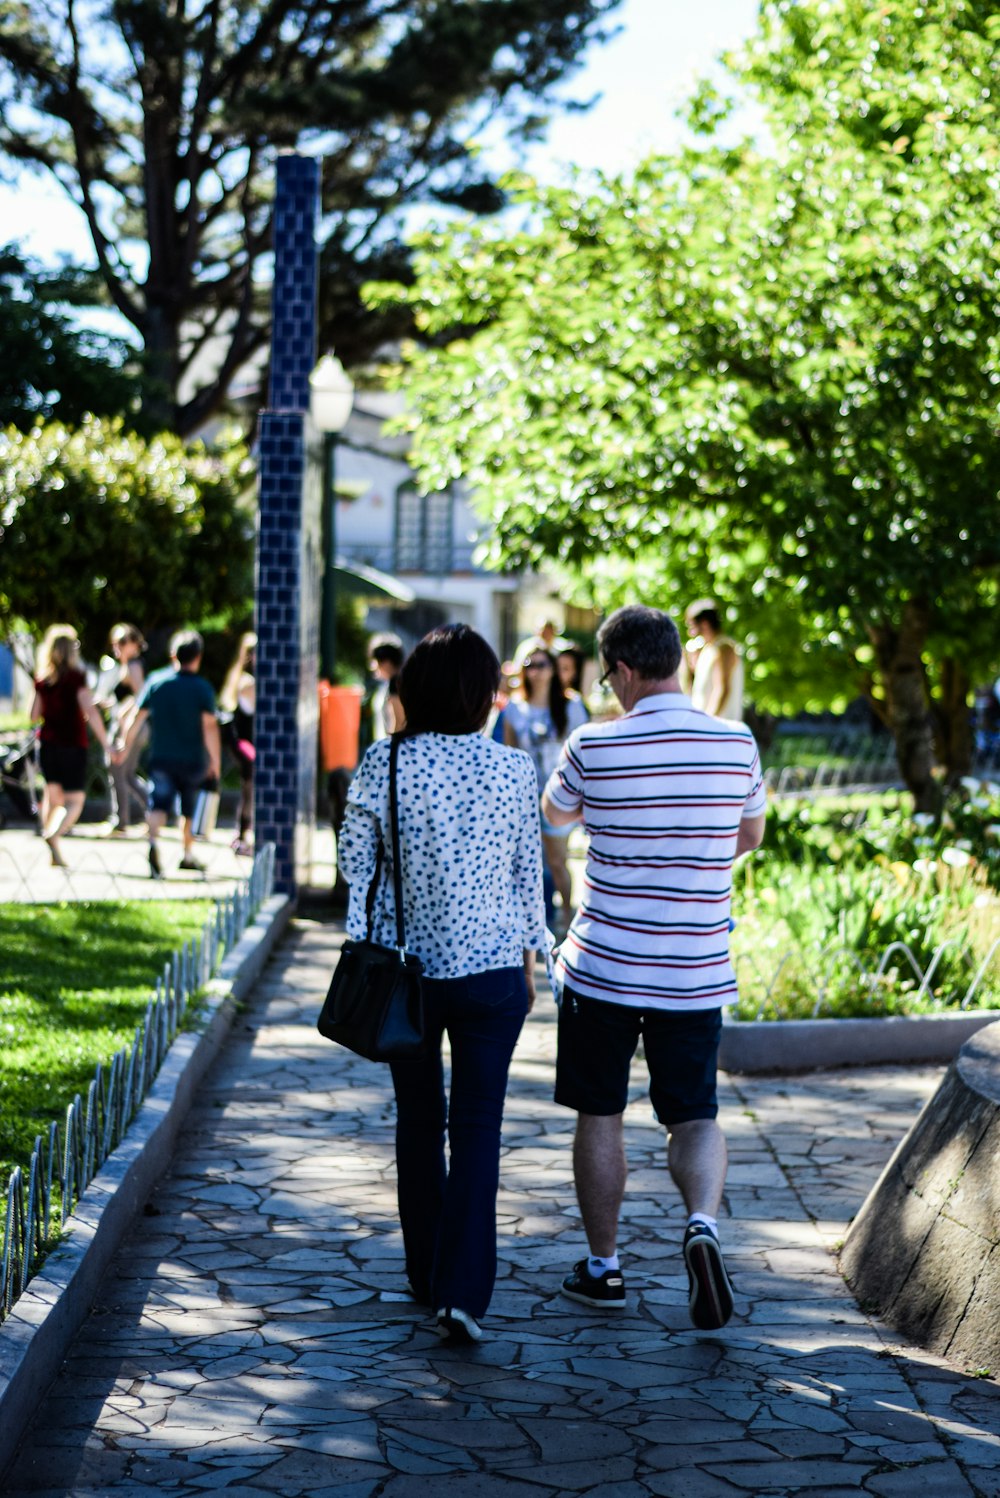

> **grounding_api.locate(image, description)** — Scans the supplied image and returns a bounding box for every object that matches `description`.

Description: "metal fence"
[763,744,901,796]
[732,930,1000,1022]
[0,844,276,1322]
[0,832,258,903]
[763,737,1000,799]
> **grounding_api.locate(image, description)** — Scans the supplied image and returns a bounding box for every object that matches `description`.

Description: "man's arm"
[540,791,578,828]
[203,712,221,781]
[735,811,766,857]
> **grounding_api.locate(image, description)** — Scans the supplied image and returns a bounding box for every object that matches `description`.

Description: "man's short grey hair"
[598,606,682,682]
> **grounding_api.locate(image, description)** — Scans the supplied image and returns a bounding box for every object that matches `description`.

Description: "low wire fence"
[0,832,257,903]
[731,929,1000,1022]
[762,735,1000,799]
[0,844,276,1323]
[763,751,900,796]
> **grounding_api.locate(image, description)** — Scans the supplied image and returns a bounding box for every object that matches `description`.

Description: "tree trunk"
[744,705,778,751]
[932,656,974,782]
[869,600,938,812]
[139,303,181,434]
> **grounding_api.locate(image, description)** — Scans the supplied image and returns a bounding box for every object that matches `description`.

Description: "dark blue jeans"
[390,964,528,1320]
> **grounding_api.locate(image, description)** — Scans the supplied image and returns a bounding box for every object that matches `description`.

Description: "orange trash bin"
[318,682,363,772]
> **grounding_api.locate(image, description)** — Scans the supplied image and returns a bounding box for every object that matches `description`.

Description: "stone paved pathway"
[5,919,1000,1497]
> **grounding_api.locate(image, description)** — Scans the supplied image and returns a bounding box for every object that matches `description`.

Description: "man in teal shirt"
[116,630,221,878]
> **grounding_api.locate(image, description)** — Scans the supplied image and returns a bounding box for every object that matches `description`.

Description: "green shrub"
[732,782,1000,1019]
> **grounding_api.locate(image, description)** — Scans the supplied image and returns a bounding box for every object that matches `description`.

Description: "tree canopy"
[369,0,1000,805]
[0,0,620,435]
[0,418,254,657]
[0,246,142,430]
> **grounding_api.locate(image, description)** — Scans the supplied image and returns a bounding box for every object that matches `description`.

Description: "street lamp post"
[309,352,355,682]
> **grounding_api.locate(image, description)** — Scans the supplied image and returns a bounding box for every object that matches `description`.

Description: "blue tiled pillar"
[254,154,322,895]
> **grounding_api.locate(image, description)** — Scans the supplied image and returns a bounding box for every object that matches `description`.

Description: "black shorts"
[555,987,722,1126]
[39,743,88,794]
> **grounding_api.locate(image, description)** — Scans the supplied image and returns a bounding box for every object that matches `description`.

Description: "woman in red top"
[31,625,110,867]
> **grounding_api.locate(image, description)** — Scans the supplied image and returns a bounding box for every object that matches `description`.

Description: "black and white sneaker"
[435,1307,482,1345]
[683,1222,734,1330]
[561,1259,626,1310]
[148,843,163,880]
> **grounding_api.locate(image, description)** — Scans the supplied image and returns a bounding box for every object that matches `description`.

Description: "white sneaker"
[435,1307,482,1344]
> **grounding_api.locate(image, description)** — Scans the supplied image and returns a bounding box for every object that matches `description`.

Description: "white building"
[333,388,554,660]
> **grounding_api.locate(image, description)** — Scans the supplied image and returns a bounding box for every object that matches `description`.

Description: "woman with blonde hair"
[219,632,256,855]
[31,625,110,866]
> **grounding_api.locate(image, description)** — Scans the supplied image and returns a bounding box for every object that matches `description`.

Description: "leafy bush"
[732,782,1000,1019]
[0,417,254,659]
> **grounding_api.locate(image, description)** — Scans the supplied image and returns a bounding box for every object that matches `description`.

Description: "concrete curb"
[719,1008,1000,1074]
[0,893,293,1471]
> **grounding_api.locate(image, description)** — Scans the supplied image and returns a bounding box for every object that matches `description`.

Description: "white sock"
[688,1213,718,1236]
[588,1253,620,1275]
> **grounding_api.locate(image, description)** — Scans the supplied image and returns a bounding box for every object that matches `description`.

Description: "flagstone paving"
[4,918,1000,1497]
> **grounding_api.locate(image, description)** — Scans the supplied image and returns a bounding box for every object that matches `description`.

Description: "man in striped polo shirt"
[541,604,766,1329]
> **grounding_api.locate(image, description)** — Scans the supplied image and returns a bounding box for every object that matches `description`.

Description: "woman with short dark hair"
[338,624,546,1345]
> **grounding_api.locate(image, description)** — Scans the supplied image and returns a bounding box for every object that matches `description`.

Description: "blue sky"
[6,0,760,269]
[521,0,760,177]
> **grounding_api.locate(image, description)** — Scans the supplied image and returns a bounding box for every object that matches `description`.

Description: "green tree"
[0,417,254,656]
[369,0,1000,808]
[0,246,143,429]
[0,0,620,436]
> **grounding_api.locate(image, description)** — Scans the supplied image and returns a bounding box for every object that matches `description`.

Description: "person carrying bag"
[335,625,546,1345]
[318,732,425,1060]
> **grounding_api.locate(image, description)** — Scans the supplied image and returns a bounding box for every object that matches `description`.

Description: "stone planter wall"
[719,1010,1000,1074]
[840,1019,1000,1369]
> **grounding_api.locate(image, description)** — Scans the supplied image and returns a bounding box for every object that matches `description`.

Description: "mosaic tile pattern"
[254,155,322,894]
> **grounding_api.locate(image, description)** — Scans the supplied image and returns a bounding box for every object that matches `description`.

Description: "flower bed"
[731,781,1000,1021]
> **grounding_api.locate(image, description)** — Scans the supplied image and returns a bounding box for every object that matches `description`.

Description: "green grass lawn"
[0,901,214,1196]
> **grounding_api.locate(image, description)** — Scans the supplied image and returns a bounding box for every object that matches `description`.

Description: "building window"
[395,485,453,574]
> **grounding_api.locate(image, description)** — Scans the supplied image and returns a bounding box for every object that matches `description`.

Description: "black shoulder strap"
[362,733,406,950]
[387,732,406,953]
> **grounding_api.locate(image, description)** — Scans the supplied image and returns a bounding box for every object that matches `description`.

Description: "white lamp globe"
[309,353,354,433]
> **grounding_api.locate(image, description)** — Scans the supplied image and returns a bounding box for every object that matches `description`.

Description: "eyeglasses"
[599,659,630,687]
[523,658,552,671]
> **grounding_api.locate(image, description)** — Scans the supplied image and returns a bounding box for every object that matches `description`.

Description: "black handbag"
[317,734,427,1061]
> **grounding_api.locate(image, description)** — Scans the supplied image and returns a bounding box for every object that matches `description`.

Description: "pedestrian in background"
[116,629,220,879]
[504,641,588,931]
[360,633,405,754]
[31,624,110,867]
[683,599,744,720]
[339,624,546,1346]
[100,622,148,834]
[219,631,256,856]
